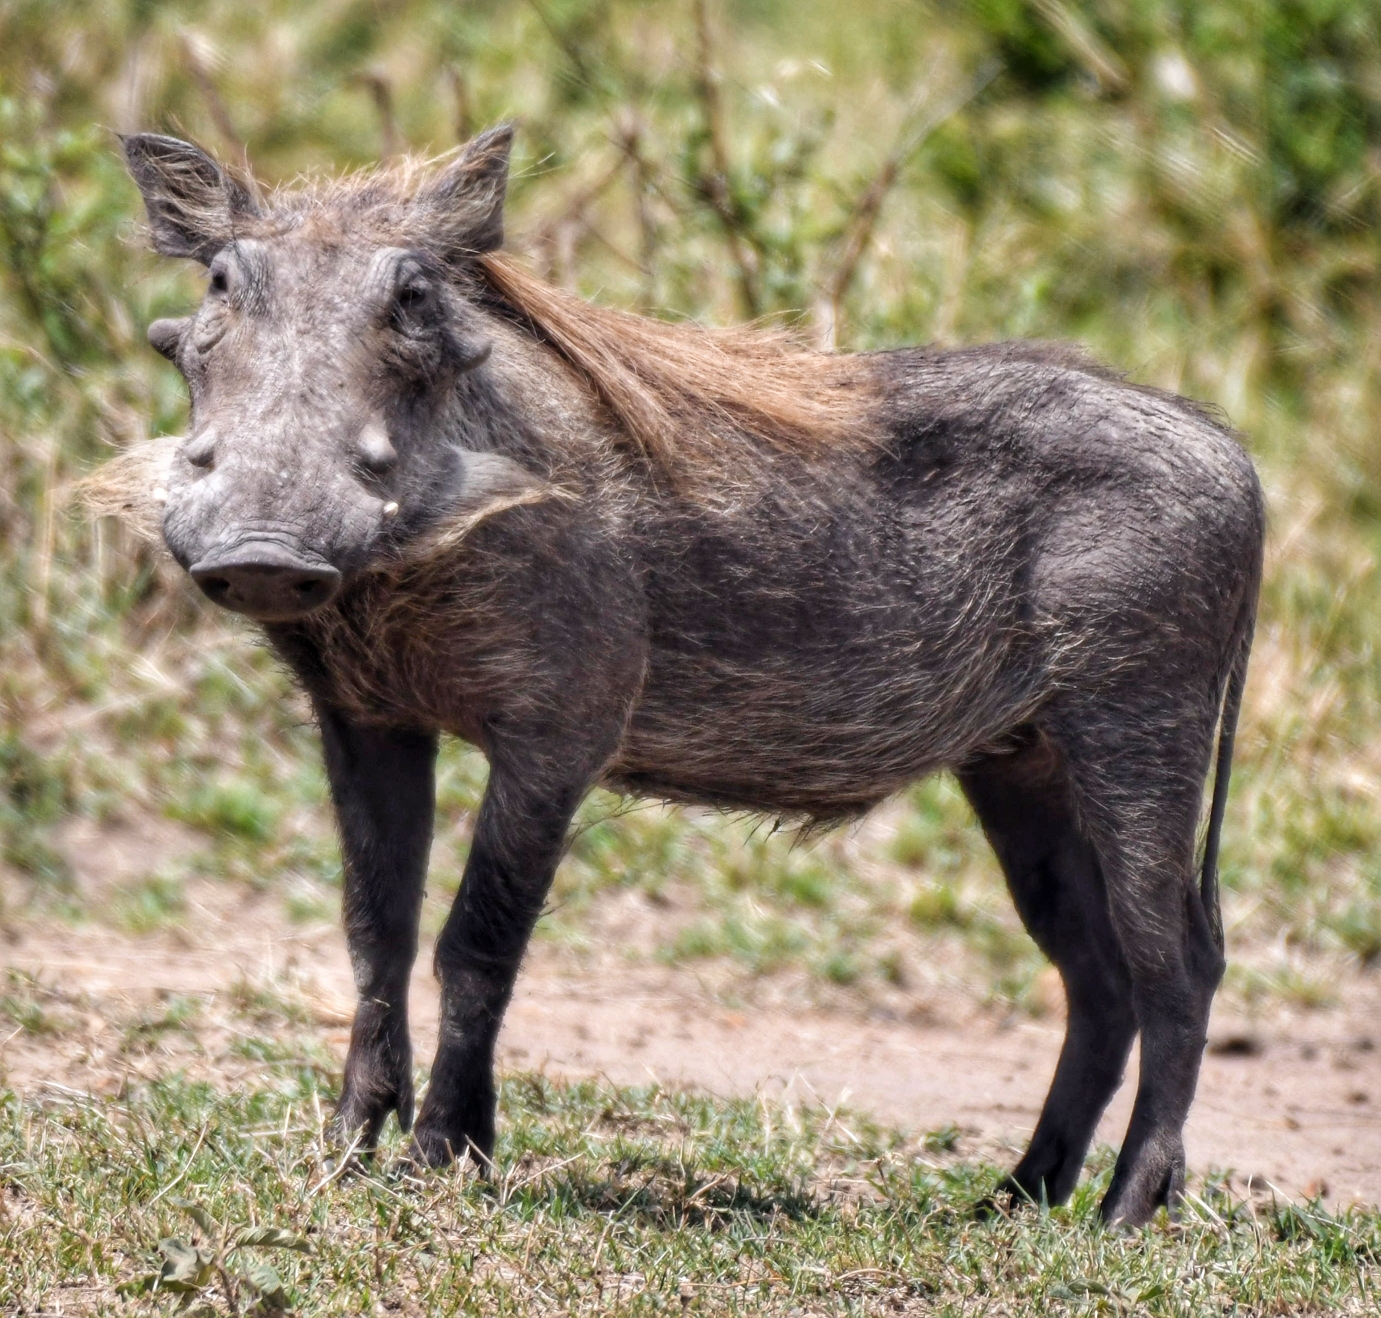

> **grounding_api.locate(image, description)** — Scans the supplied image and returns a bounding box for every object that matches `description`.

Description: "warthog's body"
[105,127,1263,1226]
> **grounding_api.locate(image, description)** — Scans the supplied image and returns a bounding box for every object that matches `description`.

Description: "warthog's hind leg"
[1049,686,1226,1227]
[960,734,1137,1210]
[317,707,438,1152]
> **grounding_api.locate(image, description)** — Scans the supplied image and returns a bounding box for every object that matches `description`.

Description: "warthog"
[99,125,1263,1226]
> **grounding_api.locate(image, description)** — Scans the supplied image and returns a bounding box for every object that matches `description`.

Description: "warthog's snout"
[189,540,342,621]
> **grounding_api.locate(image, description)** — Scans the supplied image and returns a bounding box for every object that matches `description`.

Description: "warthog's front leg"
[411,752,584,1169]
[318,706,438,1152]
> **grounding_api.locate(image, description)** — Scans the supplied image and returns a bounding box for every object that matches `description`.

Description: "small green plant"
[888,778,978,872]
[227,978,314,1027]
[120,994,202,1054]
[283,883,335,924]
[170,778,283,844]
[922,1123,961,1153]
[908,878,972,929]
[1328,902,1381,965]
[114,871,187,933]
[0,969,73,1036]
[120,1199,310,1313]
[0,734,73,887]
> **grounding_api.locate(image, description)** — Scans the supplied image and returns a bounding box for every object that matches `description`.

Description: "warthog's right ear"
[121,133,260,264]
[416,123,514,260]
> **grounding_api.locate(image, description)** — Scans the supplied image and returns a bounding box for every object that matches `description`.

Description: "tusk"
[382,501,399,517]
[152,486,168,505]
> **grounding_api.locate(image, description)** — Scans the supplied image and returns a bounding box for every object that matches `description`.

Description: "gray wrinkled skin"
[154,236,496,617]
[117,127,1265,1229]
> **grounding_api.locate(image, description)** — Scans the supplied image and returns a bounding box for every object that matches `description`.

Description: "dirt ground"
[4,818,1381,1211]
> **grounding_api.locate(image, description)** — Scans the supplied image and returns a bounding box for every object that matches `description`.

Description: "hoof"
[975,1175,1049,1220]
[407,1076,498,1173]
[1100,1145,1184,1228]
[407,1121,495,1176]
[332,1062,415,1154]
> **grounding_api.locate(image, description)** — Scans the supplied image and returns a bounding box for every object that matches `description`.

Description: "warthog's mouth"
[188,538,342,622]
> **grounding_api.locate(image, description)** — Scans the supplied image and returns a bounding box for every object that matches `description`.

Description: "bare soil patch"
[4,823,1381,1212]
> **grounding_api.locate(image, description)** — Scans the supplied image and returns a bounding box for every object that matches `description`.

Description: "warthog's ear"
[417,123,514,259]
[121,133,260,264]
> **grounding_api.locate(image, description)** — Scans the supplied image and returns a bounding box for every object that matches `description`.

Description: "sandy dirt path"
[5,869,1380,1211]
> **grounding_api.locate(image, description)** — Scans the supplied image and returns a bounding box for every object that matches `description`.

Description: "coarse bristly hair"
[103,134,885,495]
[473,253,883,476]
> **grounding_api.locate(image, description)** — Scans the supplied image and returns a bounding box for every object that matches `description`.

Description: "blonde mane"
[475,255,882,474]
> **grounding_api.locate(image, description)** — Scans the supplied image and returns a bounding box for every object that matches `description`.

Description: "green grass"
[4,1072,1380,1316]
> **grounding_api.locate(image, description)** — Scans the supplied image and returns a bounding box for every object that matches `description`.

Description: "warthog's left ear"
[417,123,514,260]
[121,133,260,264]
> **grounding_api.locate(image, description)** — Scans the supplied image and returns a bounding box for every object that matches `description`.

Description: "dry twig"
[615,111,660,300]
[525,153,628,287]
[814,61,998,349]
[446,64,472,143]
[178,30,249,173]
[692,0,760,317]
[351,68,401,161]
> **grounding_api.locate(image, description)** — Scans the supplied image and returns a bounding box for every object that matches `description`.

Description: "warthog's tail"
[1199,594,1257,953]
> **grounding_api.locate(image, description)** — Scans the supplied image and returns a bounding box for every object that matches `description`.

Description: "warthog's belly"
[609,627,1047,820]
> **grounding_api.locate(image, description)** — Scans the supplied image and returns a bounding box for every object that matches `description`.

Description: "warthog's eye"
[392,280,433,329]
[208,267,229,296]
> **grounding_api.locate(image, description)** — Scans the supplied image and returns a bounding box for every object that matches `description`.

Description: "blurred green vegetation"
[2,0,1381,1004]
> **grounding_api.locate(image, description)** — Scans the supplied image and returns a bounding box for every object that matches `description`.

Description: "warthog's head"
[120,127,522,622]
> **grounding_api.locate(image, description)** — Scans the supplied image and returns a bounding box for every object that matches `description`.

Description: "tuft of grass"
[119,994,202,1056]
[226,978,316,1030]
[1225,961,1341,1012]
[889,778,977,875]
[908,879,974,931]
[112,871,187,933]
[0,735,74,889]
[2,1071,1379,1315]
[1328,903,1381,966]
[0,969,77,1038]
[283,882,336,926]
[169,777,284,845]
